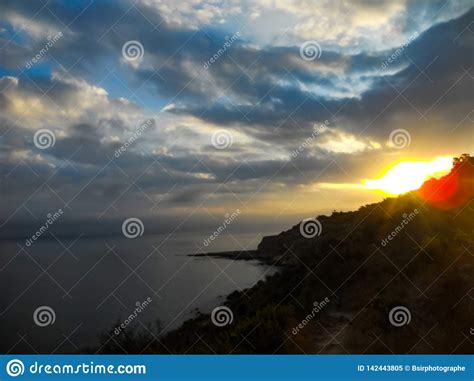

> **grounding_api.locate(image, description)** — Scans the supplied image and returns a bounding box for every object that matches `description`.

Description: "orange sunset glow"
[364,156,454,195]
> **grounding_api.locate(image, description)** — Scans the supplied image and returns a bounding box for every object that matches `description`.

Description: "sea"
[0,232,276,353]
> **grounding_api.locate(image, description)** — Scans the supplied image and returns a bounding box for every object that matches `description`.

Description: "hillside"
[95,155,474,354]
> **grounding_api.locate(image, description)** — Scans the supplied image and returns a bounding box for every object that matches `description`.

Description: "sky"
[0,0,472,246]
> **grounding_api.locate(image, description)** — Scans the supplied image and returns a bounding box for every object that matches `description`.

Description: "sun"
[364,156,453,195]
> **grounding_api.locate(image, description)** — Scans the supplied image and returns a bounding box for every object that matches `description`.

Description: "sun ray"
[364,156,453,195]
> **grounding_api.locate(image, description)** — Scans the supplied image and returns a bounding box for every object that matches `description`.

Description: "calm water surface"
[0,233,275,353]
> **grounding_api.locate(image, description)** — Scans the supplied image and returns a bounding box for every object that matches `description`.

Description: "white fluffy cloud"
[140,0,472,53]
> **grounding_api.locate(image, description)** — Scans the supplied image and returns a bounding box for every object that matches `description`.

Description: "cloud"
[0,0,472,237]
[316,129,382,154]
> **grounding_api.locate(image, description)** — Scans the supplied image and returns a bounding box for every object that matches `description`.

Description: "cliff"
[95,155,474,354]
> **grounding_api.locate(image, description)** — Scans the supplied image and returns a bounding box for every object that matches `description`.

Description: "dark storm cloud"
[1,1,471,143]
[0,0,472,237]
[167,9,473,143]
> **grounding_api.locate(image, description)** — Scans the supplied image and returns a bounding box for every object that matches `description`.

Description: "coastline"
[187,250,282,266]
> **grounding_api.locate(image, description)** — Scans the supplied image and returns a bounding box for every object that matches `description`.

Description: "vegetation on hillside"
[93,155,473,354]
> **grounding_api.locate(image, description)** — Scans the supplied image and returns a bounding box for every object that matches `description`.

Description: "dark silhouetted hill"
[94,155,474,354]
